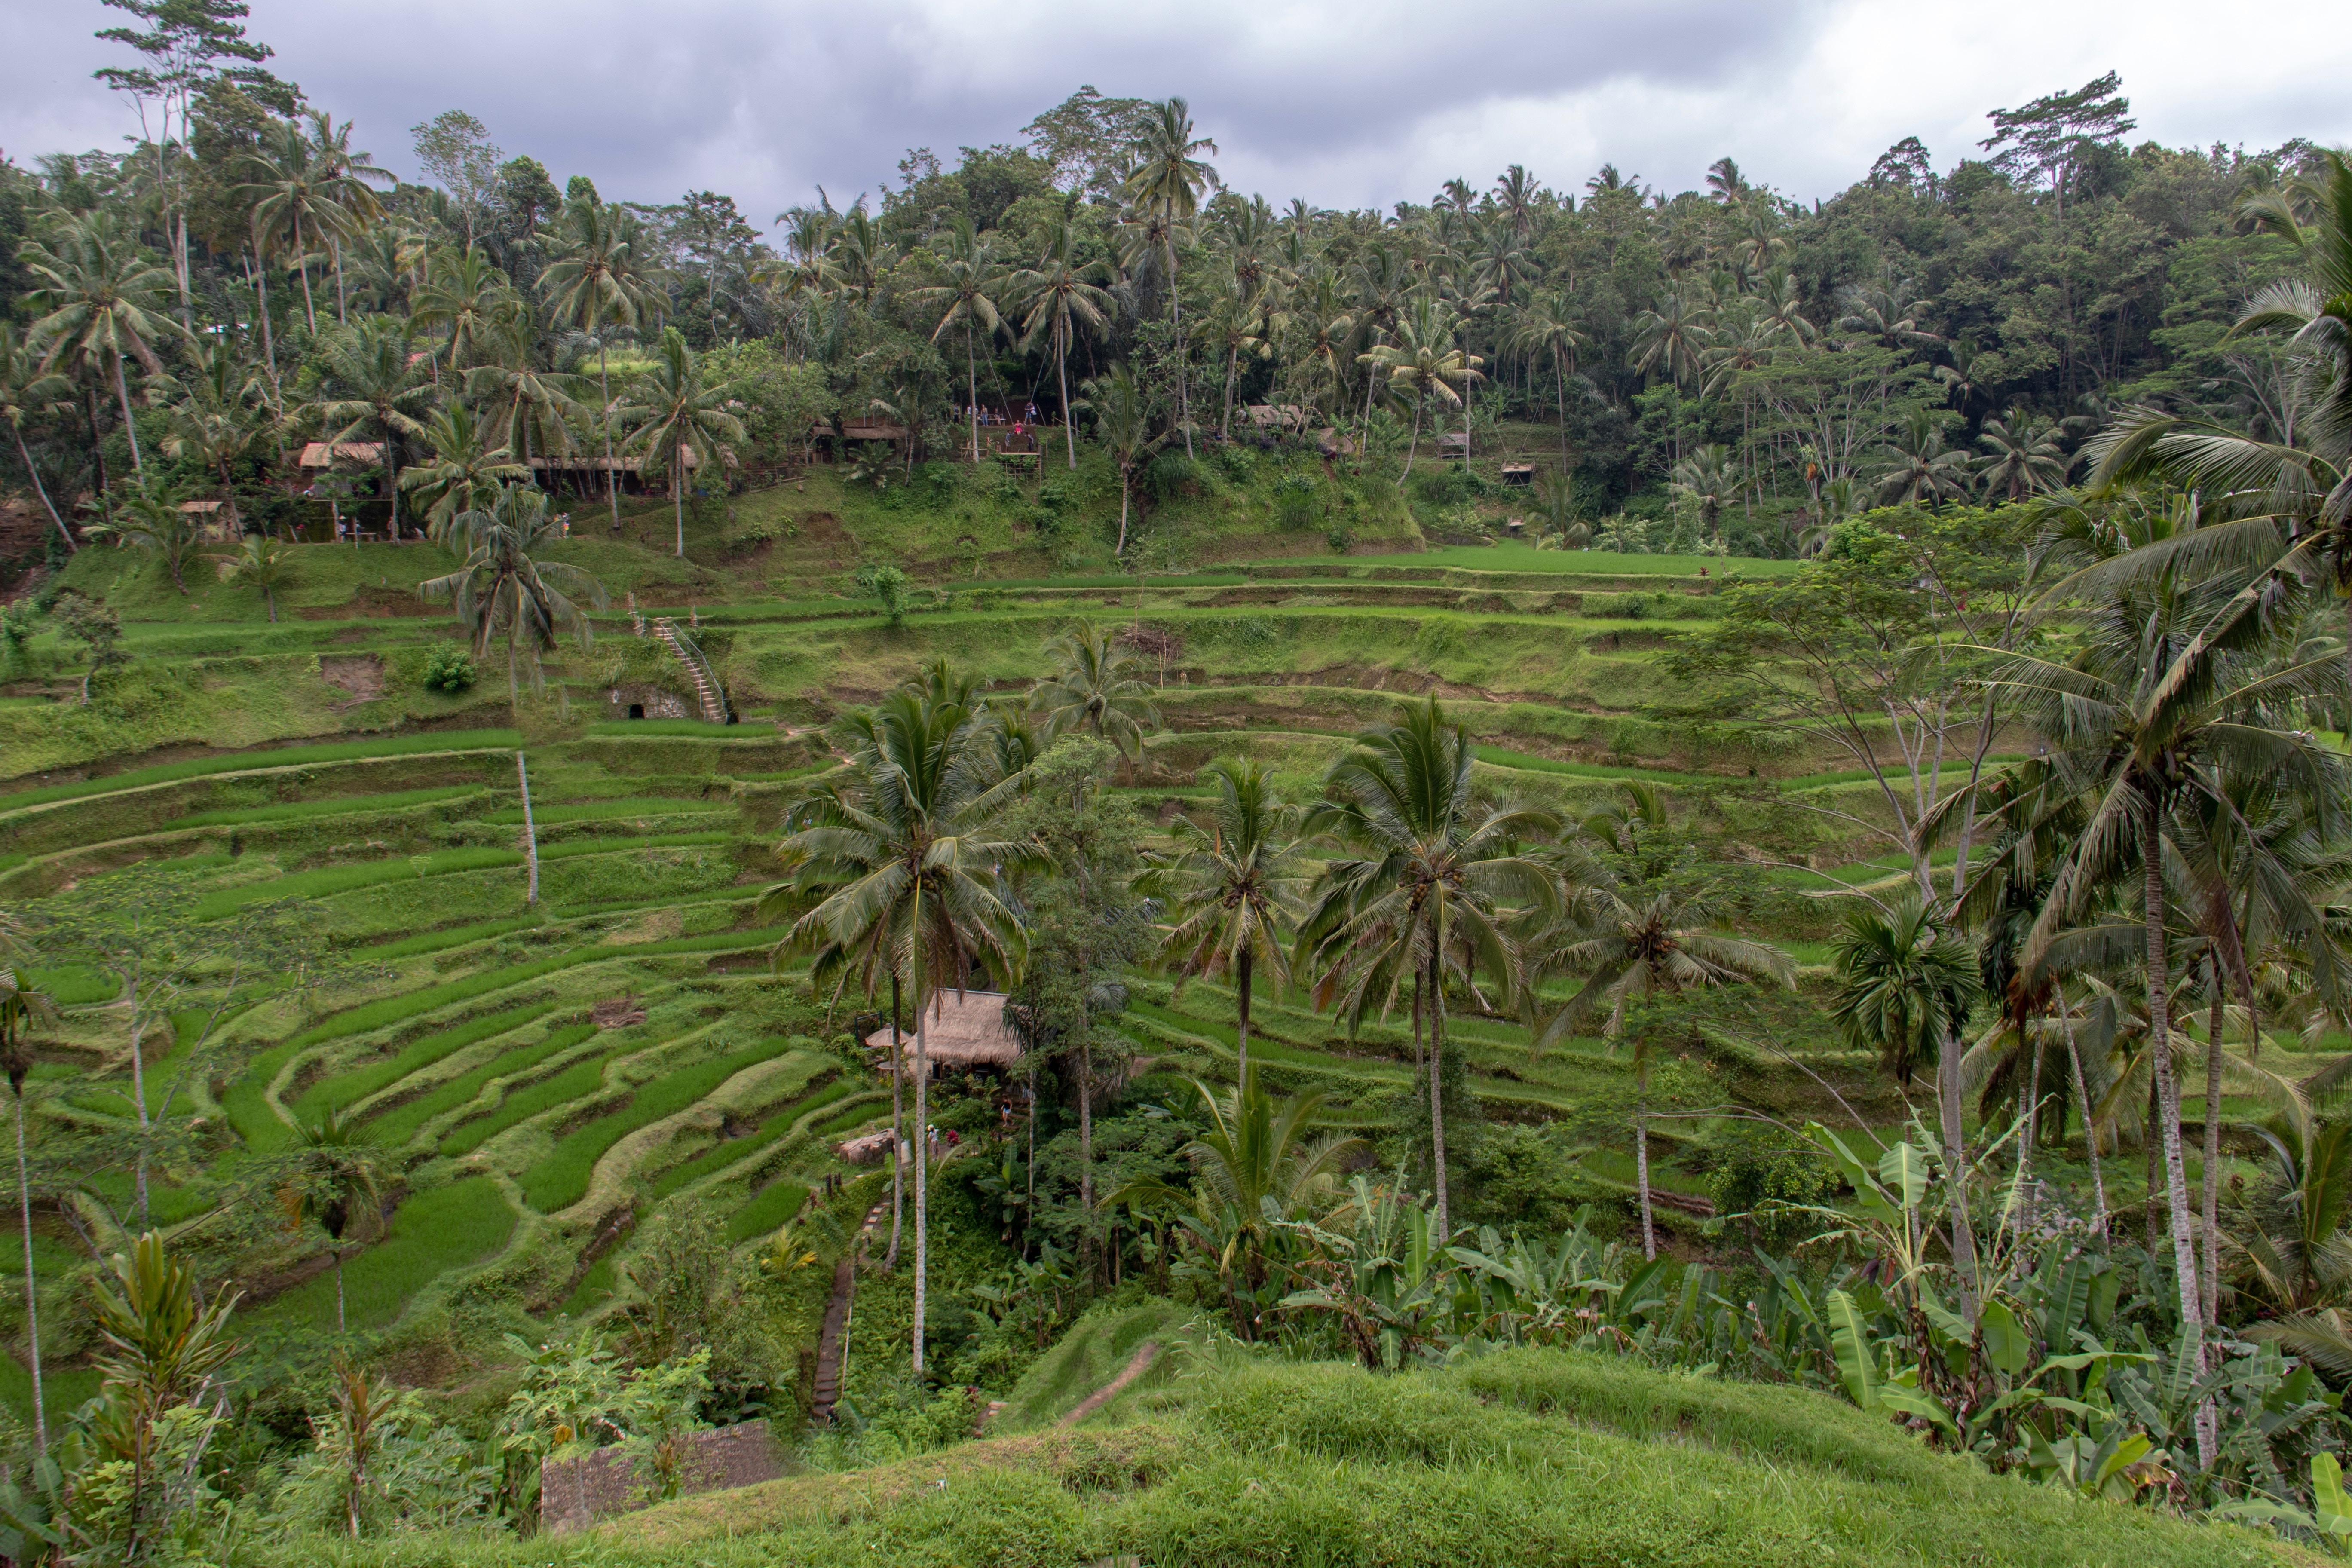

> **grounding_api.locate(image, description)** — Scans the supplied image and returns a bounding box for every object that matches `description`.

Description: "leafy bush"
[1144,451,1203,502]
[420,646,475,693]
[1272,472,1318,531]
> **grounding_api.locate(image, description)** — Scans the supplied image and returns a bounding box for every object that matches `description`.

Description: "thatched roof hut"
[863,990,1020,1071]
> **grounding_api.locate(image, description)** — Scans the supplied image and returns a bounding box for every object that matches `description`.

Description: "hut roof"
[863,989,1020,1068]
[297,441,385,468]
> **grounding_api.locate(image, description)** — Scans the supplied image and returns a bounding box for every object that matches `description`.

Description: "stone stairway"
[651,617,728,723]
[808,1198,890,1425]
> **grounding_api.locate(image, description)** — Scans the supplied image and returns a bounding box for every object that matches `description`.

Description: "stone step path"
[808,1198,890,1426]
[651,617,728,723]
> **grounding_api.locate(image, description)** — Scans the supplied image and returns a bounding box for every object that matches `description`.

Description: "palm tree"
[1668,445,1742,543]
[1075,365,1167,555]
[763,680,1030,1373]
[417,483,608,702]
[239,118,347,334]
[1102,1066,1362,1334]
[1200,289,1274,442]
[624,327,746,559]
[1629,286,1711,462]
[540,196,654,532]
[910,217,1003,463]
[1512,291,1587,468]
[1030,622,1160,763]
[1299,697,1558,1235]
[1825,898,1984,1279]
[465,318,580,473]
[1531,846,1793,1257]
[399,403,529,540]
[1983,565,2339,1465]
[213,534,298,622]
[301,110,393,325]
[410,245,518,376]
[0,323,74,551]
[1975,407,2072,501]
[1148,760,1306,1079]
[1359,298,1481,483]
[312,316,434,539]
[292,1107,383,1335]
[21,208,182,475]
[1875,408,1974,506]
[1013,221,1116,469]
[160,340,266,519]
[0,937,55,1457]
[89,1233,240,1555]
[1122,98,1221,458]
[89,474,201,593]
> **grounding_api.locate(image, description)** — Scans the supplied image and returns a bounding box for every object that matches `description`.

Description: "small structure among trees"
[864,991,1020,1076]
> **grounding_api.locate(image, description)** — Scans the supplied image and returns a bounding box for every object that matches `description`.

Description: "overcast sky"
[6,0,2347,234]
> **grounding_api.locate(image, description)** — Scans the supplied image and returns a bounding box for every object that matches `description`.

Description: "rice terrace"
[0,4,2349,1562]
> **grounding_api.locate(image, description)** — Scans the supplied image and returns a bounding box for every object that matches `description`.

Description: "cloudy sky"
[6,0,2347,233]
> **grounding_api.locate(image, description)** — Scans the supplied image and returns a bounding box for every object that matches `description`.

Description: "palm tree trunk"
[888,975,903,1270]
[1116,473,1131,556]
[334,1249,346,1334]
[1556,357,1571,471]
[12,427,72,552]
[249,237,276,384]
[1936,1017,1976,1307]
[1635,1069,1656,1260]
[1235,947,1252,1081]
[113,351,144,473]
[2202,979,2224,1331]
[601,346,620,533]
[129,1003,150,1228]
[2141,796,2212,1469]
[913,959,929,1376]
[15,1089,46,1458]
[296,214,318,332]
[1222,345,1238,442]
[1401,397,1421,484]
[1058,322,1077,471]
[2059,984,2107,1240]
[1427,950,1449,1239]
[673,471,685,559]
[967,330,979,464]
[516,751,539,905]
[2018,1020,2044,1227]
[334,237,347,326]
[1079,1035,1096,1272]
[1173,285,1193,461]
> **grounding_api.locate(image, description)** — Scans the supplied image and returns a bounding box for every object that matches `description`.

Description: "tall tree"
[21,208,183,475]
[311,316,433,539]
[0,324,75,551]
[910,217,1003,462]
[1121,98,1221,458]
[1147,759,1307,1080]
[540,196,654,532]
[416,483,608,701]
[290,1107,383,1335]
[1029,622,1160,764]
[1012,220,1116,469]
[623,327,746,558]
[1300,698,1557,1236]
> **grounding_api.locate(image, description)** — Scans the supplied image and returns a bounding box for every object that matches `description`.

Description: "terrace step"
[809,1197,890,1425]
[651,618,728,724]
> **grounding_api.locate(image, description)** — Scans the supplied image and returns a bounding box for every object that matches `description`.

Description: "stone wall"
[539,1419,788,1535]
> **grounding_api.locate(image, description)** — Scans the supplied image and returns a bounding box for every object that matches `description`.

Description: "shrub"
[1272,472,1318,531]
[420,646,476,693]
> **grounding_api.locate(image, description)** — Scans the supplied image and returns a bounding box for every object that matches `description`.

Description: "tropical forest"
[3,2,2352,1562]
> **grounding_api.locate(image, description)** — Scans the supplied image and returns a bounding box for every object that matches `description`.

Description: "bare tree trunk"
[334,1250,346,1334]
[2141,798,2212,1470]
[11,428,71,552]
[2059,984,2107,1240]
[129,997,151,1228]
[1058,326,1077,470]
[601,346,620,533]
[1635,1075,1656,1260]
[2202,978,2225,1331]
[14,1089,45,1457]
[1937,1019,1976,1308]
[1079,1036,1096,1271]
[113,352,144,474]
[913,969,929,1375]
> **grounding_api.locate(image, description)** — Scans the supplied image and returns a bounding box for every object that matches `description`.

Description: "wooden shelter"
[297,441,384,469]
[1243,404,1310,432]
[863,990,1020,1074]
[178,499,239,542]
[1501,463,1534,486]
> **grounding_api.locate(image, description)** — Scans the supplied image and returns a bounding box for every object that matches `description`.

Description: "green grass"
[482,796,734,825]
[246,1176,517,1334]
[438,1054,610,1157]
[288,1002,562,1123]
[724,1176,814,1243]
[191,846,524,918]
[516,1040,802,1212]
[583,719,733,735]
[365,915,545,960]
[0,730,523,812]
[163,786,491,830]
[533,830,737,861]
[21,963,119,1005]
[364,1023,598,1146]
[1471,744,1715,786]
[648,1075,858,1200]
[995,1299,1191,1430]
[1253,543,1804,577]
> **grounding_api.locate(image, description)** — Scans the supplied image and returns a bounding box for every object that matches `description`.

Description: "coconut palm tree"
[465,318,580,474]
[417,483,608,702]
[1975,408,2073,501]
[623,327,745,559]
[300,110,393,325]
[1876,409,1974,506]
[410,245,518,376]
[1012,221,1117,469]
[1075,364,1167,555]
[89,474,201,593]
[292,1107,383,1335]
[1512,291,1587,467]
[398,402,529,540]
[540,196,655,531]
[312,316,435,539]
[239,118,347,334]
[1359,298,1481,483]
[0,936,55,1457]
[20,208,183,475]
[1982,564,2340,1466]
[212,534,297,622]
[909,217,1004,463]
[159,340,266,518]
[1669,444,1743,542]
[764,678,1031,1373]
[1299,697,1559,1236]
[0,324,74,551]
[1629,285,1711,461]
[1147,760,1307,1079]
[1031,622,1160,763]
[1122,98,1221,458]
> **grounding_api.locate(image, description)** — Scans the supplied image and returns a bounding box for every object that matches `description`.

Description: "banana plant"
[1276,1176,1452,1368]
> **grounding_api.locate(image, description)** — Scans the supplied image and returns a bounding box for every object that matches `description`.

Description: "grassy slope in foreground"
[302,1350,2306,1568]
